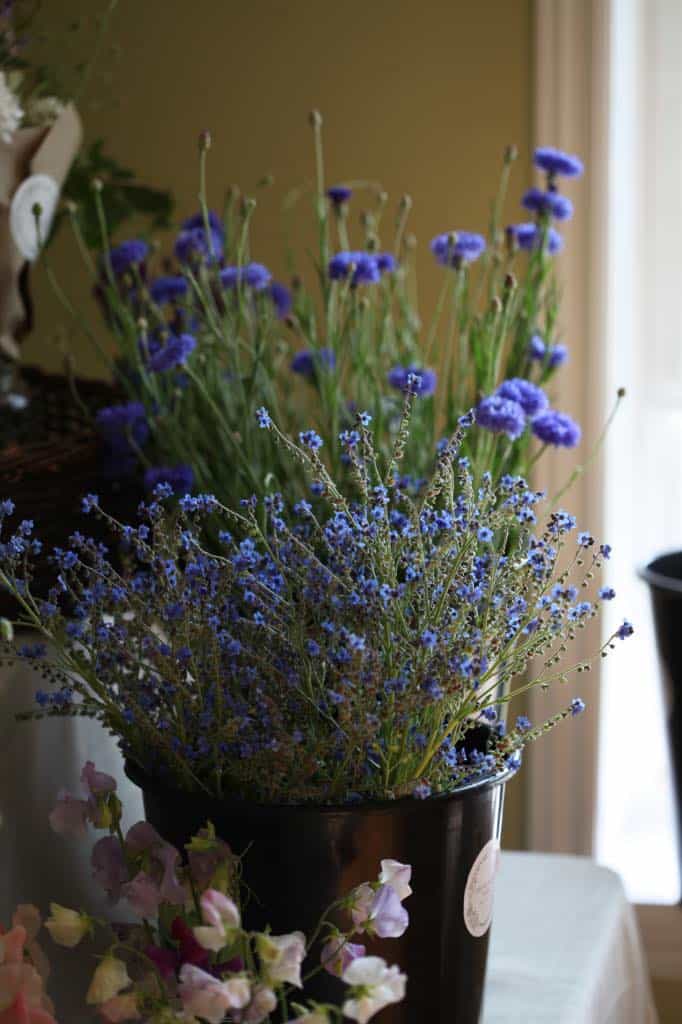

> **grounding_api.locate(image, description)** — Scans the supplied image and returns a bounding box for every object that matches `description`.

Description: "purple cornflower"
[269,281,292,319]
[96,402,149,451]
[150,275,188,304]
[617,620,634,640]
[376,252,398,274]
[508,222,564,255]
[220,263,272,291]
[291,348,336,377]
[106,239,148,276]
[174,212,224,264]
[497,378,549,416]
[521,187,574,221]
[144,464,194,496]
[148,333,197,373]
[570,697,586,716]
[534,147,584,178]
[528,333,546,360]
[181,210,225,238]
[531,409,581,448]
[387,365,437,398]
[430,231,486,267]
[327,185,352,206]
[475,394,526,440]
[328,251,381,286]
[549,343,569,368]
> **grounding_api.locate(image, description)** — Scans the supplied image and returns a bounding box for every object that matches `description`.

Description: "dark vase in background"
[641,551,682,899]
[127,763,513,1024]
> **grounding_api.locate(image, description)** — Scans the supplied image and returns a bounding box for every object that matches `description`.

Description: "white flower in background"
[378,860,412,901]
[257,931,306,987]
[85,954,132,1005]
[44,903,91,948]
[0,71,23,143]
[25,95,64,128]
[342,956,407,1023]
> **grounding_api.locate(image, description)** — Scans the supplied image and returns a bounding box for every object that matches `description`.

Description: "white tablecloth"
[485,852,658,1023]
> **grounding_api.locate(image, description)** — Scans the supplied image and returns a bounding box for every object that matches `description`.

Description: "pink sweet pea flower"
[231,984,277,1023]
[81,762,117,797]
[193,890,240,952]
[48,791,90,837]
[124,823,186,907]
[350,885,408,938]
[10,910,48,986]
[0,926,55,1024]
[91,837,128,903]
[121,873,162,919]
[321,936,366,978]
[0,991,56,1024]
[99,992,140,1022]
[178,964,250,1024]
[378,860,412,902]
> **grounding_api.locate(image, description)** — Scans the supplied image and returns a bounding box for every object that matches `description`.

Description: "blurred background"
[3,0,682,1019]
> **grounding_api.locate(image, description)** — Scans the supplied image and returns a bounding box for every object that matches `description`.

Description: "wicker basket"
[0,365,141,616]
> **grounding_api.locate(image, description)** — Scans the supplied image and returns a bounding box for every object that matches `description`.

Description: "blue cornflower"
[299,430,323,450]
[376,252,398,274]
[430,231,486,266]
[106,239,148,275]
[570,697,586,716]
[0,499,14,516]
[290,348,336,376]
[617,620,634,640]
[528,333,546,360]
[181,209,225,238]
[478,527,494,544]
[144,464,194,496]
[497,378,549,416]
[599,586,616,600]
[387,365,437,397]
[327,185,352,206]
[256,407,272,429]
[306,639,321,656]
[475,394,526,440]
[328,251,381,286]
[148,333,196,373]
[531,409,581,448]
[521,187,574,220]
[220,262,272,291]
[96,402,149,452]
[150,275,188,304]
[175,211,224,263]
[269,281,292,319]
[534,146,584,178]
[508,222,564,254]
[549,343,568,367]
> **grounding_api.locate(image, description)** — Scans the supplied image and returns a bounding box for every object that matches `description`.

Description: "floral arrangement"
[0,0,172,249]
[1,761,408,1023]
[58,118,587,509]
[0,402,632,803]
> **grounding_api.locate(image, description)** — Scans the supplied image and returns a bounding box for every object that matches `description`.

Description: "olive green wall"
[26,0,533,848]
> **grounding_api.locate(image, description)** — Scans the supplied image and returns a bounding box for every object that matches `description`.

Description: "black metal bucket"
[126,763,512,1023]
[641,551,682,896]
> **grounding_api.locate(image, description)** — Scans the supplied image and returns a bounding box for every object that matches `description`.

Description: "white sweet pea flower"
[342,955,407,1023]
[0,71,22,143]
[233,983,277,1022]
[178,963,250,1023]
[257,931,306,987]
[44,903,91,948]
[192,889,241,952]
[86,954,132,1005]
[378,860,412,901]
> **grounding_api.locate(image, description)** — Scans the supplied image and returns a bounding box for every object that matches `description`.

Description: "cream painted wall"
[24,0,533,848]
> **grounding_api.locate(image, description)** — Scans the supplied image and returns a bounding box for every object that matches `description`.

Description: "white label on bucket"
[463,837,500,937]
[10,173,59,261]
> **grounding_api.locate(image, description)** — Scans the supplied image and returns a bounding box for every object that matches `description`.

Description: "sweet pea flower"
[0,921,55,1024]
[121,872,163,919]
[85,955,131,1005]
[257,931,306,987]
[350,885,408,938]
[321,936,366,977]
[99,992,141,1022]
[232,984,277,1023]
[10,908,48,985]
[91,836,128,902]
[178,964,250,1024]
[81,761,116,797]
[44,904,91,948]
[378,860,412,902]
[124,822,186,906]
[289,1013,330,1024]
[48,790,90,837]
[342,956,407,1023]
[193,890,240,952]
